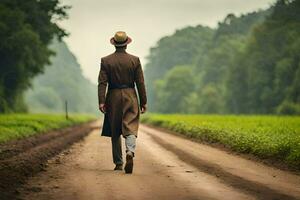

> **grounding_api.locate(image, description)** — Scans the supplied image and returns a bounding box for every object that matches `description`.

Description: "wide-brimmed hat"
[110,31,132,47]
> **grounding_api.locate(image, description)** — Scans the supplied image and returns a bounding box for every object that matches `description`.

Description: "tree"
[25,41,98,114]
[145,25,214,110]
[144,0,300,114]
[0,0,69,112]
[197,84,224,114]
[228,0,300,113]
[154,66,195,113]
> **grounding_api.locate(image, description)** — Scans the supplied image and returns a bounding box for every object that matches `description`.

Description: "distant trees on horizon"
[145,0,300,115]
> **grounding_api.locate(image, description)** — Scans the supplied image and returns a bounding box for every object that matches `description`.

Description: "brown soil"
[0,120,98,200]
[17,123,300,200]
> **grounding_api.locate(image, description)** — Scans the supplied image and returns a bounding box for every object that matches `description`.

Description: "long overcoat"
[98,49,147,138]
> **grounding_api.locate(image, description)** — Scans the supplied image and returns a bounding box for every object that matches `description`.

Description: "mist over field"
[60,0,275,84]
[25,41,97,114]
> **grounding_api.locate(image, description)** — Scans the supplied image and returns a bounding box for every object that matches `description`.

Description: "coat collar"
[115,48,127,53]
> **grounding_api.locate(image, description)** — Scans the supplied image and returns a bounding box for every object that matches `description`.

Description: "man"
[98,31,147,174]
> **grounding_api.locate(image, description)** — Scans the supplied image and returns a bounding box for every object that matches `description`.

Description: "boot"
[114,164,123,171]
[124,151,134,174]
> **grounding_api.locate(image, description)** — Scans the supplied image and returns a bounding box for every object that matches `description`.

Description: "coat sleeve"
[98,58,108,105]
[134,58,147,106]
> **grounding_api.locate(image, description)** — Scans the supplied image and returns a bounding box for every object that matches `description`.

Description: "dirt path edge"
[141,124,300,174]
[0,120,99,200]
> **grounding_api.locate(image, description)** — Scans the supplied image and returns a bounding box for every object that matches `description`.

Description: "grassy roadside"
[0,114,97,143]
[141,114,300,169]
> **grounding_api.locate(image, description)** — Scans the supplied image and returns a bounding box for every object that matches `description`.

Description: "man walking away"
[98,31,147,174]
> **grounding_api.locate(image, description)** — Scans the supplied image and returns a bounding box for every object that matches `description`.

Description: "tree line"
[145,0,300,115]
[25,40,98,114]
[0,0,68,112]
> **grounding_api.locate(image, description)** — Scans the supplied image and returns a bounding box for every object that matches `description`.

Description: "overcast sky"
[59,0,275,84]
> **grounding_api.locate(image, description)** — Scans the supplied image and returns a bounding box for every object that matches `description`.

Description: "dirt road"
[19,122,300,200]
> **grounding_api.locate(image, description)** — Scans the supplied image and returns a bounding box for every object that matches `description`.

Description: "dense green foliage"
[0,0,69,112]
[142,114,300,168]
[0,114,96,143]
[145,25,214,109]
[227,0,300,114]
[145,0,300,115]
[25,40,98,114]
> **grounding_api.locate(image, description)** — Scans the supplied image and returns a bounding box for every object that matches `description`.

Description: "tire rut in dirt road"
[141,125,300,200]
[0,124,95,160]
[0,121,98,200]
[147,131,297,200]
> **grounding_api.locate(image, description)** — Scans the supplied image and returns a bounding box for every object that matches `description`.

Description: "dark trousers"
[111,134,136,165]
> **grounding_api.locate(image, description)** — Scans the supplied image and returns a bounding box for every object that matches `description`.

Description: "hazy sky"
[59,0,275,84]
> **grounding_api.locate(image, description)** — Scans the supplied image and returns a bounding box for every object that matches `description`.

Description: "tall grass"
[0,114,96,143]
[142,114,300,169]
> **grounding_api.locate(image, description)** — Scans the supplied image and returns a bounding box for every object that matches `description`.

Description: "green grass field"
[141,114,300,169]
[0,114,97,143]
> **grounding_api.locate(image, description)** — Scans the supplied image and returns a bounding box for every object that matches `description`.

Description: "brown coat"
[98,49,147,138]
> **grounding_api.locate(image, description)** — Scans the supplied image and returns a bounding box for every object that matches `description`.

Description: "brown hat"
[110,31,132,47]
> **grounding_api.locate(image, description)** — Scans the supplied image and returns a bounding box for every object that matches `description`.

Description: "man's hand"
[99,104,106,114]
[141,104,147,114]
